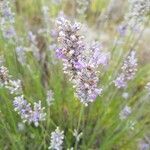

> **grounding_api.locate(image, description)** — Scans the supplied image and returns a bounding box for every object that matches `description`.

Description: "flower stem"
[75,105,84,150]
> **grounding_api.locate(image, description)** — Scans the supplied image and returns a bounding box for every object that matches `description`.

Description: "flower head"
[119,105,132,120]
[13,95,46,127]
[122,51,137,80]
[49,127,64,150]
[114,73,127,88]
[31,101,46,127]
[114,51,137,88]
[56,17,109,106]
[13,95,32,123]
[126,0,150,28]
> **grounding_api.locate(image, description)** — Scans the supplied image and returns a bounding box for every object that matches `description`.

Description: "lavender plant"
[0,0,150,150]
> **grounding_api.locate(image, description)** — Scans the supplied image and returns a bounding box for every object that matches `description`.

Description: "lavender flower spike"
[31,101,46,127]
[56,16,108,106]
[126,0,150,28]
[13,95,32,123]
[49,127,64,150]
[114,51,137,88]
[13,95,46,127]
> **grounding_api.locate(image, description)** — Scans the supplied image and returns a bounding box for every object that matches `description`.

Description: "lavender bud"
[13,95,46,127]
[126,0,150,28]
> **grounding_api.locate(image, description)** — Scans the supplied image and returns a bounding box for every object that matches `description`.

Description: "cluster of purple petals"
[49,127,64,150]
[13,95,46,127]
[114,51,137,88]
[56,17,109,106]
[126,0,150,28]
[0,65,46,127]
[0,0,16,39]
[13,95,32,123]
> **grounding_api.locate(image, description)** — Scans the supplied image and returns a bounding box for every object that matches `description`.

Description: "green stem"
[74,105,84,150]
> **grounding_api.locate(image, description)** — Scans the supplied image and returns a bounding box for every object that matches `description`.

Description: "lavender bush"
[0,0,150,149]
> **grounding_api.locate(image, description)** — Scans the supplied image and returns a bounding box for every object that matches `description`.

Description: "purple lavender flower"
[55,48,66,59]
[122,51,137,80]
[1,1,15,23]
[119,105,132,120]
[3,26,16,39]
[13,95,32,123]
[49,127,64,150]
[114,51,137,88]
[117,24,127,36]
[56,17,109,106]
[56,16,84,78]
[31,101,46,127]
[89,42,110,67]
[13,95,46,126]
[0,0,16,40]
[125,0,150,28]
[0,66,46,126]
[73,64,103,106]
